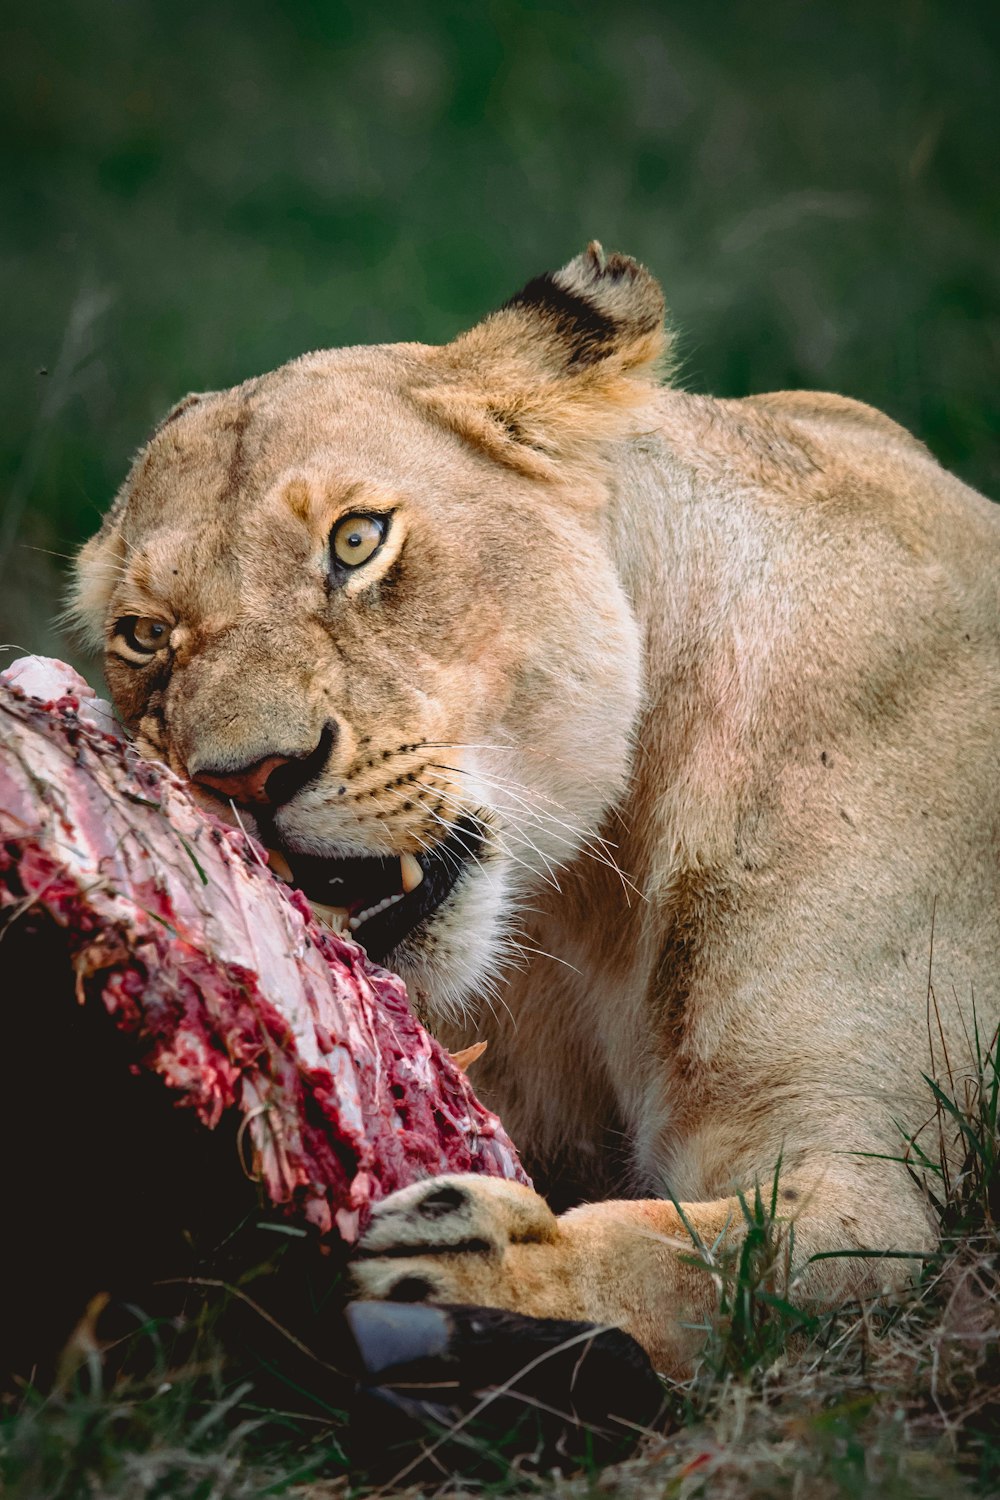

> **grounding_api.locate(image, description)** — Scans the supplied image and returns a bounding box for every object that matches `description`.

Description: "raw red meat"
[0,657,527,1244]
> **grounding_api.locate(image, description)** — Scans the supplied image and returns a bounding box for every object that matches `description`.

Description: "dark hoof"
[343,1300,666,1481]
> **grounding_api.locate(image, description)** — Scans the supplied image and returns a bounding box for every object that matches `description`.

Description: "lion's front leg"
[352,1170,934,1375]
[353,1175,739,1374]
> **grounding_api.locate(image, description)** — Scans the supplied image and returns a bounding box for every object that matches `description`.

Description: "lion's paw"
[352,1174,560,1308]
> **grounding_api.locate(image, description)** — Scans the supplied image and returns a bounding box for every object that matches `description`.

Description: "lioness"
[73,246,1000,1374]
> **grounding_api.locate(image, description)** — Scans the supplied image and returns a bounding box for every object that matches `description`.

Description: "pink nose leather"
[194,754,293,806]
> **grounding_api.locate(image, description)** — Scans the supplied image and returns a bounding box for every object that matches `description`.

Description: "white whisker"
[510,941,582,976]
[429,760,644,904]
[410,779,563,894]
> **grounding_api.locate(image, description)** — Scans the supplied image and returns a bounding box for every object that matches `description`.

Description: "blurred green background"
[2,0,998,664]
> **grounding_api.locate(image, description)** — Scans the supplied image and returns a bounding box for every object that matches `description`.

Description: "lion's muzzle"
[191,719,339,807]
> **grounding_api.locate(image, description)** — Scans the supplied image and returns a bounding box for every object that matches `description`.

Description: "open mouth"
[266,815,484,965]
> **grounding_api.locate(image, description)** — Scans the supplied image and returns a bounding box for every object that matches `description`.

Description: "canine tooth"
[400,852,424,893]
[309,901,351,933]
[267,848,294,883]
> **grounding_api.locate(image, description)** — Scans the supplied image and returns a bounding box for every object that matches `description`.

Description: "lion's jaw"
[71,247,663,1021]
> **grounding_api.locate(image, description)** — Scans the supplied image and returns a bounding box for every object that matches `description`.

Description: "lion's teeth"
[349,891,405,930]
[267,848,294,883]
[309,901,351,933]
[400,852,424,893]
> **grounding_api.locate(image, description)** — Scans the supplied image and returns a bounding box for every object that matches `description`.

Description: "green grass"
[2,1280,354,1500]
[647,1019,1000,1499]
[4,1026,998,1498]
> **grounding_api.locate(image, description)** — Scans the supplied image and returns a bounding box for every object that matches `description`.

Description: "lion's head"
[71,245,669,1019]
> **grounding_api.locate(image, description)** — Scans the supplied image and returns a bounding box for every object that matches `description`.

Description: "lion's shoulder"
[653,386,956,506]
[740,389,932,454]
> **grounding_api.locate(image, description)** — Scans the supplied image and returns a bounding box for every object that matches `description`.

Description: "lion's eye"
[117,617,170,655]
[331,513,387,569]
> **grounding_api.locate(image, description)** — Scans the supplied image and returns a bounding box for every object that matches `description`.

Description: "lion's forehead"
[124,356,573,553]
[135,355,449,501]
[114,403,574,646]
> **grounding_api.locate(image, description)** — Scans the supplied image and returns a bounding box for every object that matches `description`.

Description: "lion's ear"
[475,242,667,378]
[417,244,671,478]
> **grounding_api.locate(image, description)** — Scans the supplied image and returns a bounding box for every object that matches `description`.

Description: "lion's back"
[655,386,1000,624]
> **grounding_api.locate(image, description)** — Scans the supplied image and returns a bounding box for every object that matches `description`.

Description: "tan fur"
[73,245,1000,1374]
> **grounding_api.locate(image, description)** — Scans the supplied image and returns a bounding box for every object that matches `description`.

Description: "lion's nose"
[191,721,338,807]
[194,754,295,806]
